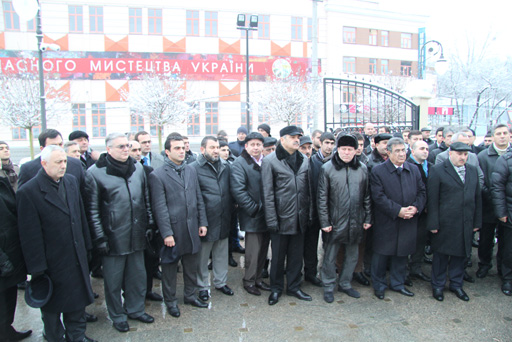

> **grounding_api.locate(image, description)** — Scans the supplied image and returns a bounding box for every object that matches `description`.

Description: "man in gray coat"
[149,135,208,318]
[262,126,311,305]
[85,133,155,333]
[191,136,234,302]
[231,132,271,296]
[318,135,372,303]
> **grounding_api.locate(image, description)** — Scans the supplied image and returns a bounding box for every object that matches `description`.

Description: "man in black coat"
[428,142,482,302]
[228,126,248,157]
[231,132,271,296]
[477,124,511,279]
[262,126,311,305]
[191,136,234,301]
[0,177,32,341]
[17,146,95,342]
[149,135,208,317]
[69,130,97,170]
[370,138,426,300]
[18,129,85,191]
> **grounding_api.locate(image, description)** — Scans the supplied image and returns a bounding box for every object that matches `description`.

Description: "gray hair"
[443,127,456,138]
[41,145,66,162]
[386,137,405,152]
[63,141,79,152]
[105,132,127,147]
[451,131,468,143]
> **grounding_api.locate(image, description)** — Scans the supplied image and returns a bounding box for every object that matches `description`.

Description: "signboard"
[0,51,318,81]
[428,106,454,115]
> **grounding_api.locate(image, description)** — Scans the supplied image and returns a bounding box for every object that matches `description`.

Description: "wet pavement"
[12,252,512,342]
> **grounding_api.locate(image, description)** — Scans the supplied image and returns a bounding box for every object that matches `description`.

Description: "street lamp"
[236,14,258,132]
[418,40,448,79]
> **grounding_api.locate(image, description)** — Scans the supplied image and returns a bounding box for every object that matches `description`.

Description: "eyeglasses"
[115,144,130,150]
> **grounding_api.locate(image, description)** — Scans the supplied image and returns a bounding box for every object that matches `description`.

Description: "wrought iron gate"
[323,78,419,133]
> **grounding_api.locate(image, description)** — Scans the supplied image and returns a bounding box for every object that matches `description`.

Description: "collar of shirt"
[251,154,263,166]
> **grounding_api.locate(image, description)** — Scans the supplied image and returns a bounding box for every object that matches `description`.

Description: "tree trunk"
[158,125,163,152]
[28,127,34,159]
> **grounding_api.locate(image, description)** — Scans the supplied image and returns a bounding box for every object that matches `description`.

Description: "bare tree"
[121,73,197,151]
[255,76,321,127]
[0,74,68,158]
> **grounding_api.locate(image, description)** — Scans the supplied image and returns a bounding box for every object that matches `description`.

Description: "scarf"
[106,154,136,179]
[164,157,186,179]
[1,160,18,188]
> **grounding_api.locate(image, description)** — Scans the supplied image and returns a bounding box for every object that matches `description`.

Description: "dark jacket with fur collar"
[230,150,267,233]
[317,152,372,244]
[261,144,310,234]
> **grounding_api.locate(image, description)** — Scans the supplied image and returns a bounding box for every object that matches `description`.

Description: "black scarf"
[164,157,186,179]
[1,160,18,188]
[106,154,136,179]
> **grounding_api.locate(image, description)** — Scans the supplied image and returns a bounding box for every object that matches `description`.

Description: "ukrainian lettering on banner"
[0,51,317,81]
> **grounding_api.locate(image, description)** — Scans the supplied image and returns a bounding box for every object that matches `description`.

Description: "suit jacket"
[17,171,93,313]
[370,160,426,256]
[427,160,482,257]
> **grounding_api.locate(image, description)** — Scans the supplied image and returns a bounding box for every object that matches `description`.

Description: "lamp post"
[236,14,258,132]
[418,40,448,79]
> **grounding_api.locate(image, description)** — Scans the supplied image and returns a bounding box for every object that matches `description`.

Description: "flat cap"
[374,133,393,144]
[280,125,303,137]
[245,132,265,144]
[337,134,358,149]
[263,137,277,147]
[450,142,472,152]
[299,135,313,146]
[421,127,432,132]
[69,130,89,141]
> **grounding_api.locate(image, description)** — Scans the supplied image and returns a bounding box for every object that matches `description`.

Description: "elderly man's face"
[42,150,68,182]
[66,144,81,159]
[449,150,469,167]
[375,140,389,156]
[73,137,89,153]
[107,137,130,162]
[388,143,407,166]
[299,143,313,158]
[262,145,276,156]
[281,134,300,153]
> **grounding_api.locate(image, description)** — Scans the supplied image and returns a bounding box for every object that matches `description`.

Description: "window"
[89,6,103,33]
[258,15,270,39]
[91,103,106,138]
[148,9,162,35]
[186,10,199,36]
[205,11,217,37]
[149,120,157,136]
[343,86,356,103]
[307,18,312,41]
[369,29,377,45]
[369,59,377,74]
[72,104,86,131]
[291,17,302,41]
[258,103,269,124]
[12,128,26,140]
[129,8,142,34]
[130,113,144,132]
[343,27,356,43]
[69,6,83,33]
[205,102,218,135]
[343,57,356,73]
[27,19,35,32]
[400,61,412,76]
[3,1,19,31]
[241,29,253,39]
[381,59,389,75]
[401,33,412,49]
[381,31,389,46]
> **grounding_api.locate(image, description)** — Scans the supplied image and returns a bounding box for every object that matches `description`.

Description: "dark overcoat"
[17,171,94,313]
[190,154,232,242]
[0,177,26,292]
[149,162,207,261]
[18,156,84,192]
[370,160,426,256]
[427,160,482,257]
[230,150,266,233]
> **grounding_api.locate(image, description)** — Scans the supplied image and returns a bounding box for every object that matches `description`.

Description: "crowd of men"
[1,121,511,342]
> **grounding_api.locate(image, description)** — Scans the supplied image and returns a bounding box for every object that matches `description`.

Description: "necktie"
[457,167,465,183]
[396,167,402,176]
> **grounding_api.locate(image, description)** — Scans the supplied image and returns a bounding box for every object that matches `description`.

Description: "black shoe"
[338,287,360,298]
[353,272,370,286]
[184,298,208,308]
[256,281,271,291]
[93,292,99,299]
[232,245,246,254]
[286,289,312,301]
[374,290,385,300]
[423,256,433,264]
[465,260,473,268]
[476,265,491,279]
[85,312,98,323]
[215,285,234,296]
[5,329,32,341]
[324,292,334,303]
[268,292,280,305]
[424,245,433,255]
[404,276,413,287]
[113,321,129,333]
[410,272,431,282]
[128,313,154,323]
[244,285,261,296]
[463,271,475,283]
[305,275,323,287]
[146,291,163,301]
[392,288,414,297]
[198,290,209,302]
[432,288,444,301]
[262,269,269,278]
[208,262,212,270]
[167,305,180,317]
[153,270,162,280]
[450,288,469,301]
[502,282,512,296]
[228,255,238,267]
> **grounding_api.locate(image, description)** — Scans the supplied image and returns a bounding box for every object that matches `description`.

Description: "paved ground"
[11,250,512,342]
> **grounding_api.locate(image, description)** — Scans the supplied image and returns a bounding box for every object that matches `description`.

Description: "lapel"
[164,165,185,187]
[37,172,70,215]
[443,160,464,186]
